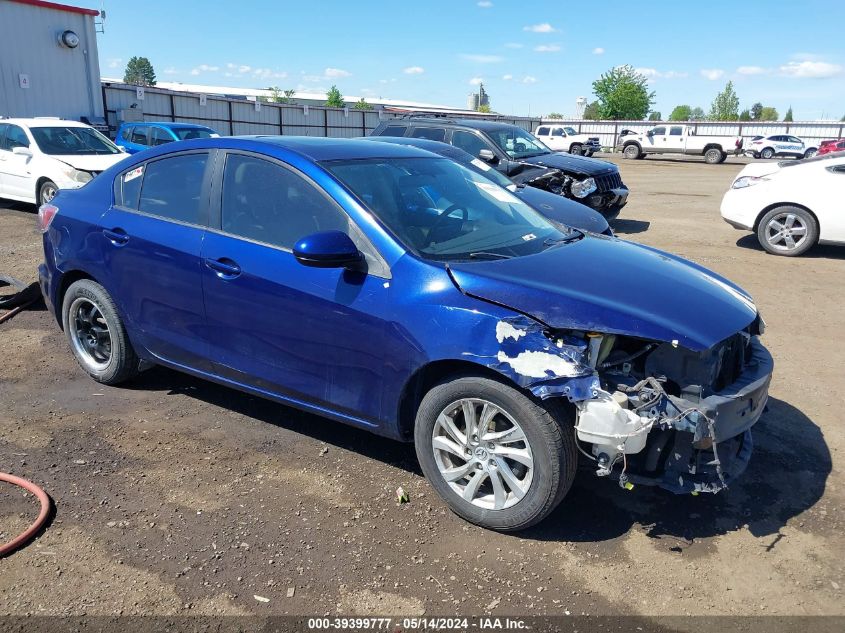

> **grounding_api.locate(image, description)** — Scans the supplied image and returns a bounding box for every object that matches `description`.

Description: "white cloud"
[469,77,484,86]
[534,44,561,53]
[502,74,513,80]
[163,67,179,75]
[523,23,556,33]
[107,57,122,69]
[700,68,725,80]
[462,54,504,63]
[477,0,493,7]
[324,67,351,78]
[779,60,842,78]
[403,66,425,74]
[635,68,688,81]
[737,65,767,76]
[592,47,605,55]
[504,42,523,49]
[253,68,287,80]
[521,75,538,84]
[190,64,220,75]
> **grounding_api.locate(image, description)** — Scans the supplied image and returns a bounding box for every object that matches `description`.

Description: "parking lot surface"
[1,154,842,617]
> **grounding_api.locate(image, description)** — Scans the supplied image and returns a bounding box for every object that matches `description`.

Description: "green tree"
[325,85,345,108]
[669,105,692,121]
[476,104,492,113]
[547,112,564,119]
[689,107,706,121]
[583,101,600,120]
[784,106,794,122]
[123,56,156,86]
[759,106,779,121]
[648,111,662,121]
[709,81,740,121]
[353,97,373,110]
[591,65,655,120]
[739,109,751,121]
[750,102,763,120]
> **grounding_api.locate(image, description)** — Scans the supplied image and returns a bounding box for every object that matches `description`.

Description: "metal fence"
[535,118,845,150]
[101,82,542,138]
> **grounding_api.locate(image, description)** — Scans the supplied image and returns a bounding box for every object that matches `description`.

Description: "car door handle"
[103,228,129,245]
[204,257,241,278]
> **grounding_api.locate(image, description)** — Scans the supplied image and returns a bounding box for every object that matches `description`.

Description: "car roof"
[121,121,214,129]
[360,136,474,161]
[0,118,91,128]
[233,136,438,161]
[389,117,526,133]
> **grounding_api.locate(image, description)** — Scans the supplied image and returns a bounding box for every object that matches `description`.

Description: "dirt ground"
[0,153,842,620]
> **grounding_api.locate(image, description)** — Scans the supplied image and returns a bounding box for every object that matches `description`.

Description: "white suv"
[534,125,601,156]
[0,118,128,205]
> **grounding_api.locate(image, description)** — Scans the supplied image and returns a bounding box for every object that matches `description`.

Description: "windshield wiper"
[543,232,583,248]
[468,251,513,260]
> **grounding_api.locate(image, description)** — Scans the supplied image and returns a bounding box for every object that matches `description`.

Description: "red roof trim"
[8,0,100,17]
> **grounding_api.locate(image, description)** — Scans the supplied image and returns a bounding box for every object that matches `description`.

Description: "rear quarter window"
[379,125,407,137]
[117,164,144,209]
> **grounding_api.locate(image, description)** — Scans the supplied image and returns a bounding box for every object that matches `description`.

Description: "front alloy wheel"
[432,398,533,510]
[414,376,576,531]
[39,180,58,205]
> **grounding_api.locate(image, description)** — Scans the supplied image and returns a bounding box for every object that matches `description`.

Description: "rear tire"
[569,144,583,156]
[756,205,818,257]
[803,148,817,159]
[414,376,576,532]
[704,148,723,164]
[623,144,641,159]
[61,279,139,384]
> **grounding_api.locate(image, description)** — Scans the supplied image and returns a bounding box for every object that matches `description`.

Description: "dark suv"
[371,117,628,221]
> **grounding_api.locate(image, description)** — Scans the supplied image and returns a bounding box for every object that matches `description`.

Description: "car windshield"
[324,157,573,261]
[30,126,120,155]
[171,127,216,140]
[486,127,551,160]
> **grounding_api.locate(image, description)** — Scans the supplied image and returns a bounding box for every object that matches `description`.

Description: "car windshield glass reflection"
[325,157,574,261]
[30,127,120,155]
[487,128,551,160]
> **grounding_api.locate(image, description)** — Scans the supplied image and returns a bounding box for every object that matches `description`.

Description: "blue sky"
[96,0,845,120]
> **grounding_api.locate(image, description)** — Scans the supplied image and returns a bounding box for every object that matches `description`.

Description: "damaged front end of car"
[487,314,772,495]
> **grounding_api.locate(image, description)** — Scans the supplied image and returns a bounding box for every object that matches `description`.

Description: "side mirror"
[646,130,654,137]
[118,146,127,153]
[12,146,32,156]
[478,149,498,163]
[293,230,362,269]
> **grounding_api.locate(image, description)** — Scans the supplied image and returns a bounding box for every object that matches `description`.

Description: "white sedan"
[720,152,845,256]
[0,118,128,205]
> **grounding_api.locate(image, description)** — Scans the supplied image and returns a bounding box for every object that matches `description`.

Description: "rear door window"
[551,127,564,137]
[137,153,209,224]
[150,127,175,146]
[379,125,407,137]
[669,126,684,136]
[410,127,446,142]
[131,126,150,145]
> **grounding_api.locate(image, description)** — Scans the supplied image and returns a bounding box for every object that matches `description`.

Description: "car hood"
[53,153,128,172]
[734,162,782,181]
[515,186,610,234]
[448,236,758,351]
[519,152,617,177]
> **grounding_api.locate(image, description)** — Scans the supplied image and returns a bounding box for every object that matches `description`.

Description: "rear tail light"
[37,204,58,233]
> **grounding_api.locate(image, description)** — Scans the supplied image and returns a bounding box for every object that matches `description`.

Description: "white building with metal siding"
[0,0,103,120]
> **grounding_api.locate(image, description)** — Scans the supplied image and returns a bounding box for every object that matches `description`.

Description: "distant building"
[0,0,104,121]
[467,83,490,111]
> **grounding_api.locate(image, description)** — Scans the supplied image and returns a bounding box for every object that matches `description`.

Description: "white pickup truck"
[617,124,744,164]
[534,124,600,156]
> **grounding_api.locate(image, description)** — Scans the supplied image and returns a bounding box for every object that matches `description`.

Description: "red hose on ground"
[0,472,51,557]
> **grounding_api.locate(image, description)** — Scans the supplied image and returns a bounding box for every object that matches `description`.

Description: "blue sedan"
[114,121,219,154]
[38,136,772,530]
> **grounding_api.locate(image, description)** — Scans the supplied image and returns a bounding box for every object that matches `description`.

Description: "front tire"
[414,376,576,531]
[756,206,818,257]
[62,279,139,384]
[569,144,583,156]
[760,147,775,160]
[39,180,58,205]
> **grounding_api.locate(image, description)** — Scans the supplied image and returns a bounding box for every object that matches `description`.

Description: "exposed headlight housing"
[571,177,597,198]
[59,165,94,184]
[731,175,768,189]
